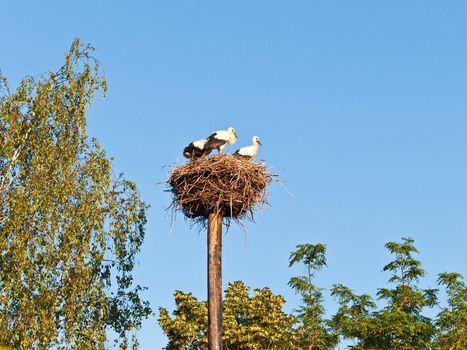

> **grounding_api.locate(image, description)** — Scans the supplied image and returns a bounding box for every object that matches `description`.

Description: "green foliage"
[223,281,296,349]
[160,238,466,349]
[433,272,467,349]
[158,291,207,350]
[288,243,337,349]
[331,237,437,349]
[0,39,150,349]
[159,281,295,350]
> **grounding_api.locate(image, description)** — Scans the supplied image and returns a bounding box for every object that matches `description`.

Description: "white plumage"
[233,136,261,160]
[192,139,207,150]
[183,139,211,159]
[204,127,237,153]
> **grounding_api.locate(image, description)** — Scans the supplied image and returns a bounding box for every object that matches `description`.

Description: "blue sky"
[3,1,467,348]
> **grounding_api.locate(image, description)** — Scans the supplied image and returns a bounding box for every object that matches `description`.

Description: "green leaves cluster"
[433,272,467,349]
[0,39,150,349]
[331,238,437,349]
[159,281,295,350]
[160,238,466,349]
[288,244,337,349]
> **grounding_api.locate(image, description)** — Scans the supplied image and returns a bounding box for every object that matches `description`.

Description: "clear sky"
[2,1,467,348]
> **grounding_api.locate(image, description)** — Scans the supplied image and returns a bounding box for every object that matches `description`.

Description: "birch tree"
[0,39,150,349]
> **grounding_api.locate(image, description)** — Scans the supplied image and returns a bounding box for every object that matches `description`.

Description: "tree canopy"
[159,281,295,350]
[160,238,466,349]
[288,243,337,349]
[331,237,437,349]
[0,39,150,349]
[433,272,467,349]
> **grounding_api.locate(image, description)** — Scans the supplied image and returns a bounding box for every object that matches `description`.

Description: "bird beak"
[258,140,262,145]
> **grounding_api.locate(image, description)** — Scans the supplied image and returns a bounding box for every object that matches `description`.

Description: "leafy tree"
[331,237,437,349]
[0,39,150,349]
[159,281,295,350]
[160,238,466,349]
[223,281,295,349]
[158,291,208,350]
[433,272,467,349]
[288,244,337,349]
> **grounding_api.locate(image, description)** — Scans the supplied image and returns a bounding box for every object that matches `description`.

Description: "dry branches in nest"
[167,154,273,225]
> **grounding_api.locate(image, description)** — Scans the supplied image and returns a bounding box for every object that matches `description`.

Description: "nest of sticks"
[167,154,273,225]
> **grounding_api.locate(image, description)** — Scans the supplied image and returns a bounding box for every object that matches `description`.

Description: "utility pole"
[207,212,223,350]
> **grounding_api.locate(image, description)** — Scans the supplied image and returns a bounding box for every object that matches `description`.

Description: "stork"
[204,127,237,153]
[183,139,212,159]
[233,136,261,160]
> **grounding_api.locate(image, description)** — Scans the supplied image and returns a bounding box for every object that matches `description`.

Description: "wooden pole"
[207,212,223,350]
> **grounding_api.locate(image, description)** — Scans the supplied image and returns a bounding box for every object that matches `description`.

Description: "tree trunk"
[207,212,223,350]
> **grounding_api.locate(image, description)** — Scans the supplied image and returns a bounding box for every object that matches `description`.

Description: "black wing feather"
[183,142,205,159]
[204,132,228,151]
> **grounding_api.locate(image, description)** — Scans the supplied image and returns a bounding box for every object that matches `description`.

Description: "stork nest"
[167,154,273,224]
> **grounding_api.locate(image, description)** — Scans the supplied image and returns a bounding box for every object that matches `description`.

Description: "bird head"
[228,127,237,137]
[228,127,237,143]
[253,136,261,145]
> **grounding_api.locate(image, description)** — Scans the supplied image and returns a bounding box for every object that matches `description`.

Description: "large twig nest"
[167,154,273,224]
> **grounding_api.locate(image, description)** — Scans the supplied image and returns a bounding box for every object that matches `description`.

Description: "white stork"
[183,139,212,159]
[233,136,261,160]
[204,127,237,153]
